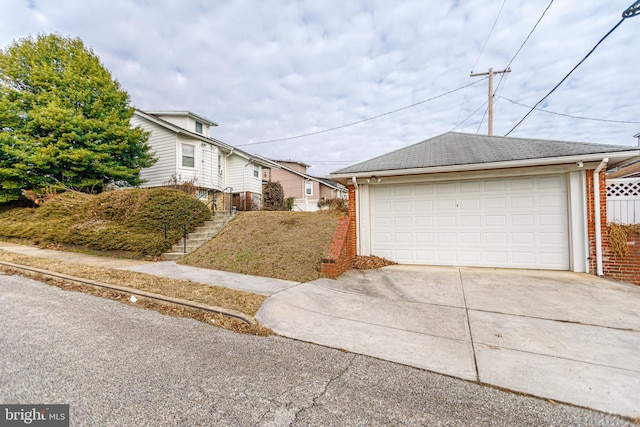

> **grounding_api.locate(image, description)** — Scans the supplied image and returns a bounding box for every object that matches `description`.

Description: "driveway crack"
[459,268,479,382]
[289,353,357,426]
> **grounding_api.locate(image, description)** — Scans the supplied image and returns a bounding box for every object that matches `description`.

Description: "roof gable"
[332,132,640,175]
[133,110,272,167]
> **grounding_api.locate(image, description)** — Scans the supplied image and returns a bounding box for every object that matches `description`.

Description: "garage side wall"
[586,170,608,275]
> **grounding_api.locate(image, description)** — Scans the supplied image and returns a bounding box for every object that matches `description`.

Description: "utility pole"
[470,67,511,136]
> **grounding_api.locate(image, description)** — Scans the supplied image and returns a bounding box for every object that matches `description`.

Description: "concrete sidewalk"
[256,265,640,419]
[2,242,639,418]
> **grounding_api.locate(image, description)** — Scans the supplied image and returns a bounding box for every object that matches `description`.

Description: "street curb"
[0,260,257,325]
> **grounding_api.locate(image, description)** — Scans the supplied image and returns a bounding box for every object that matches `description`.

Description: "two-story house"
[261,159,347,211]
[132,110,271,210]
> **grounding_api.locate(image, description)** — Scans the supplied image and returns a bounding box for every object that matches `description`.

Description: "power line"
[506,0,554,71]
[505,12,629,136]
[498,96,640,124]
[236,78,487,147]
[456,0,508,125]
[451,101,489,131]
[471,0,508,72]
[494,0,554,105]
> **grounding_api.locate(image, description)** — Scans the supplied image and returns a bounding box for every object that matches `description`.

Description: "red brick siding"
[321,184,357,278]
[586,170,608,274]
[602,229,640,285]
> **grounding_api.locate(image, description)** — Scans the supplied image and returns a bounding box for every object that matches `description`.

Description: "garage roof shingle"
[333,132,637,174]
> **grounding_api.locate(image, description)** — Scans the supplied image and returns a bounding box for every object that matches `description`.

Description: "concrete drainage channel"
[0,260,256,325]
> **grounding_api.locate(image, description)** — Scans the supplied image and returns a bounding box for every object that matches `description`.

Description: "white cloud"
[0,0,637,176]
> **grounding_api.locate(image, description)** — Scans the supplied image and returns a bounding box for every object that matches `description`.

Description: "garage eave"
[330,151,640,183]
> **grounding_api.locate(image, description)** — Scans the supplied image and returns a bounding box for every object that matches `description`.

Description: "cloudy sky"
[1,0,638,176]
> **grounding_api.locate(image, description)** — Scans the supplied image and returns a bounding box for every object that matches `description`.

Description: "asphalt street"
[0,273,633,426]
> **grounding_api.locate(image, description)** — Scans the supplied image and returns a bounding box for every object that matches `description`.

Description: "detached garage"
[331,132,640,274]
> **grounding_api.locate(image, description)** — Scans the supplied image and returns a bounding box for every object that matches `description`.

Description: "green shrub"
[0,188,211,256]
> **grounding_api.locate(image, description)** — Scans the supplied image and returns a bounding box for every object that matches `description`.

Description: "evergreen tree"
[0,34,155,202]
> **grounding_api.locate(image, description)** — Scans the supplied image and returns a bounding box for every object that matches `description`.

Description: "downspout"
[223,149,234,189]
[223,149,234,210]
[352,177,359,255]
[243,160,253,211]
[593,158,608,276]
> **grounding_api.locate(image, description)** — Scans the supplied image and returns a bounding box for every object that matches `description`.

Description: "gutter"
[330,151,640,181]
[593,158,609,276]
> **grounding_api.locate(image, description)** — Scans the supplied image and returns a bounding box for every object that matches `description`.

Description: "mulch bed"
[351,255,397,270]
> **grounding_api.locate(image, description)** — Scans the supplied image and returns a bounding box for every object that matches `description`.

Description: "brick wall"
[602,228,640,285]
[586,169,640,285]
[586,170,608,274]
[321,184,357,278]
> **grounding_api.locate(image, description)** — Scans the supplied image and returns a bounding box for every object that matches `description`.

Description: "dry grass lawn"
[180,211,339,283]
[0,251,271,335]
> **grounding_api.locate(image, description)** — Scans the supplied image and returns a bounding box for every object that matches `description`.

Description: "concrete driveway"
[256,265,640,418]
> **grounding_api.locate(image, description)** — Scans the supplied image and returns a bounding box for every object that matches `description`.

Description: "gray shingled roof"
[332,132,637,174]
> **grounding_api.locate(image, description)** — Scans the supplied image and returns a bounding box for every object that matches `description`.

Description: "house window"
[305,181,313,196]
[253,164,259,178]
[218,154,223,175]
[195,121,203,134]
[181,144,195,168]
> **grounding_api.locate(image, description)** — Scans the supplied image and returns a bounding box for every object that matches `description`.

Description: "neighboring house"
[132,110,271,210]
[330,132,640,274]
[261,159,347,211]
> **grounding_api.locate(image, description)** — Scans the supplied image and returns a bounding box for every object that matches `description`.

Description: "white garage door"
[369,175,569,270]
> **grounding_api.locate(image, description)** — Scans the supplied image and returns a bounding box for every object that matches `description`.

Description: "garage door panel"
[511,215,534,226]
[486,252,508,263]
[436,183,456,193]
[461,251,482,262]
[394,217,412,227]
[415,233,434,243]
[461,232,481,244]
[511,196,534,209]
[459,198,481,209]
[461,215,481,227]
[437,199,456,210]
[369,175,569,270]
[512,233,535,244]
[373,217,391,227]
[415,200,434,211]
[414,184,433,195]
[415,216,434,227]
[510,178,534,190]
[437,216,456,226]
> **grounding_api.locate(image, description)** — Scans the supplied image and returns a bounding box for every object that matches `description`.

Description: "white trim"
[568,171,588,273]
[331,151,640,181]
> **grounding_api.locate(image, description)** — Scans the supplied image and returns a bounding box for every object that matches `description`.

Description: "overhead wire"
[451,101,489,132]
[236,78,487,147]
[504,15,628,136]
[493,0,554,109]
[498,96,640,124]
[455,0,508,125]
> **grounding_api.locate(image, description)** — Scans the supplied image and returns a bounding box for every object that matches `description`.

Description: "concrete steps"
[162,213,234,261]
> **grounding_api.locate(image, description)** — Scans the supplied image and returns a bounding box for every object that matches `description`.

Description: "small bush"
[607,222,640,257]
[285,197,295,211]
[263,181,285,211]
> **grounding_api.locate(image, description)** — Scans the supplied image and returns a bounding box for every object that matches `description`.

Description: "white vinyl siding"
[367,175,570,270]
[226,155,263,195]
[181,143,195,168]
[131,115,177,188]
